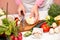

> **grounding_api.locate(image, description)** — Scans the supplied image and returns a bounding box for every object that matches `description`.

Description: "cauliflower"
[25,17,35,25]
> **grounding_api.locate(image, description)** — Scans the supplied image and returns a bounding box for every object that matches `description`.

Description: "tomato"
[41,22,50,32]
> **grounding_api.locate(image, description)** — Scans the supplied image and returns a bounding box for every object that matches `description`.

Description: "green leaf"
[2,18,10,26]
[46,16,55,26]
[0,27,5,34]
[5,30,11,36]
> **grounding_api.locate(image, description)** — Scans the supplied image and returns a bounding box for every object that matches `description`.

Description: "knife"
[21,11,25,27]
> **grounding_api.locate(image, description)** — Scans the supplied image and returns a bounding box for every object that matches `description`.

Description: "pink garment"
[15,0,22,5]
[15,0,44,7]
[35,0,44,7]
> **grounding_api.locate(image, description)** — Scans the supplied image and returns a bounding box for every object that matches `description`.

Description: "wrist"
[35,0,44,7]
[18,3,24,7]
[34,4,39,9]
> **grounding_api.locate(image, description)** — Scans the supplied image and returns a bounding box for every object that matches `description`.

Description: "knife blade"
[21,11,25,27]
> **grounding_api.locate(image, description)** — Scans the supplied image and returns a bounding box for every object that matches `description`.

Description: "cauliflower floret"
[25,17,35,25]
[46,15,50,20]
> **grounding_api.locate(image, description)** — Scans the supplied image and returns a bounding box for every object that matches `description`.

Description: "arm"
[35,0,44,7]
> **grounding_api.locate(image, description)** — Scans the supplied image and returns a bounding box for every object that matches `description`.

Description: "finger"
[23,9,26,16]
[18,9,22,17]
[18,11,21,16]
[35,11,39,21]
[30,11,34,18]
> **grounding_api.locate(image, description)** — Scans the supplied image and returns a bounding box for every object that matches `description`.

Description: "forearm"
[35,0,44,7]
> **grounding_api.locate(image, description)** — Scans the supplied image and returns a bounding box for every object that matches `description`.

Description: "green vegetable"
[5,30,11,36]
[24,31,32,37]
[48,4,60,18]
[0,18,17,36]
[5,24,12,35]
[0,17,20,39]
[0,27,5,34]
[46,16,55,26]
[2,18,10,26]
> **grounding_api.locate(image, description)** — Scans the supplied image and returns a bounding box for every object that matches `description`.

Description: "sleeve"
[35,0,44,7]
[15,0,22,5]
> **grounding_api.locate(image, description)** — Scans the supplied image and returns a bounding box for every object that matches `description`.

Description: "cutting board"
[19,20,41,32]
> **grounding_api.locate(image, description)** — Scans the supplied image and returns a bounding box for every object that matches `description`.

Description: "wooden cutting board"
[19,20,40,32]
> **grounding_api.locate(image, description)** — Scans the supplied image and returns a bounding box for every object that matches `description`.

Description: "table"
[22,32,60,40]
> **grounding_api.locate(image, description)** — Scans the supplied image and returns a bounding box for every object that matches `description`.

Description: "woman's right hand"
[18,4,26,16]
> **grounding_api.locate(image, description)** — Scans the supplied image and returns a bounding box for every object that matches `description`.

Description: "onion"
[52,22,57,28]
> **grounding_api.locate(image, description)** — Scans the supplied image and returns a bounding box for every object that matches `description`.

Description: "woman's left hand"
[30,4,39,22]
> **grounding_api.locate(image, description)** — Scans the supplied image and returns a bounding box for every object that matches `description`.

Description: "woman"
[15,0,53,23]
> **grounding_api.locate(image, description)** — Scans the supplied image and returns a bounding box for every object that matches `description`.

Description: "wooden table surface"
[19,20,40,32]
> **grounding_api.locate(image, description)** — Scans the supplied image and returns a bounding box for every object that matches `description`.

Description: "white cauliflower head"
[25,17,35,25]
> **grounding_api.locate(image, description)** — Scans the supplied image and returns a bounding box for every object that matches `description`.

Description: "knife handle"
[21,11,24,16]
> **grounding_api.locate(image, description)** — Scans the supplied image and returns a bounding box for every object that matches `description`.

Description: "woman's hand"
[30,5,39,22]
[18,4,26,16]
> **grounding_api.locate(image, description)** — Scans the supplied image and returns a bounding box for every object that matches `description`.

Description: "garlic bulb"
[32,28,43,38]
[25,17,35,25]
[32,32,42,38]
[54,27,60,33]
[49,28,54,34]
[52,22,57,28]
